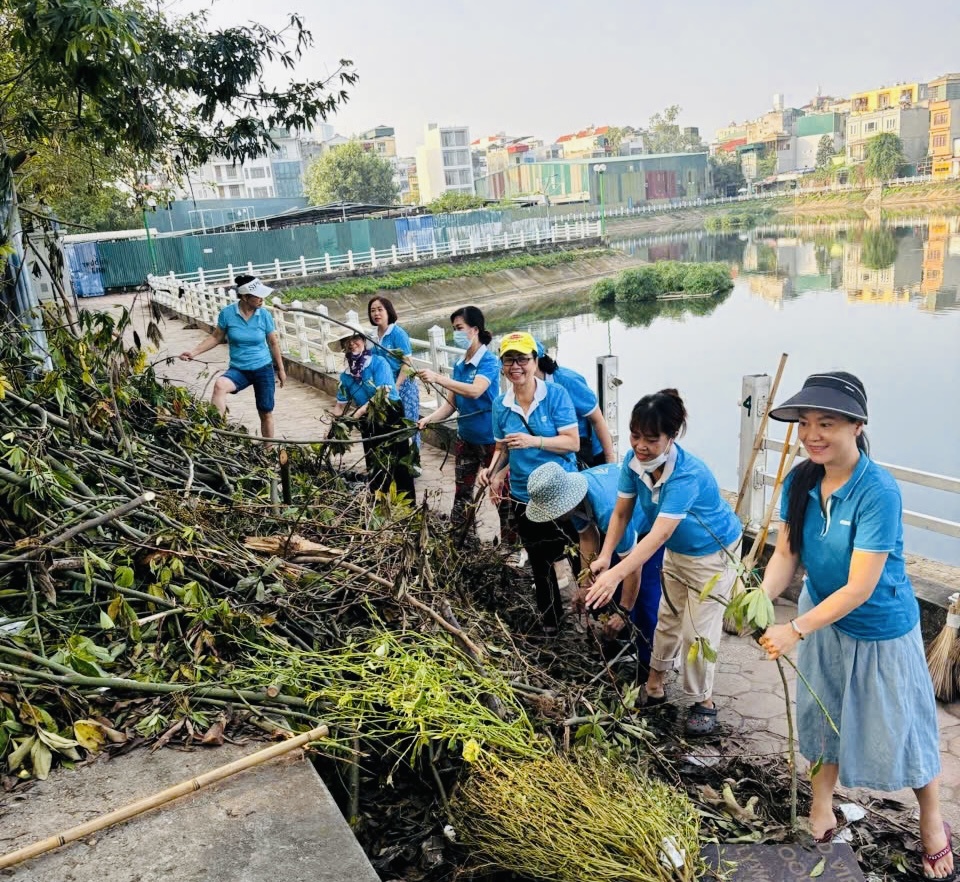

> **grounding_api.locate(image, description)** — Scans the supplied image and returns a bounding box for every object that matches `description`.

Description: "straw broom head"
[926,593,960,703]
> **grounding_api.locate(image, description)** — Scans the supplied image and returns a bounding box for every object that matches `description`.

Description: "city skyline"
[179,0,960,155]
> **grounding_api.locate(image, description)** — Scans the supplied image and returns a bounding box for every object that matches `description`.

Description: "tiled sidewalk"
[91,292,960,836]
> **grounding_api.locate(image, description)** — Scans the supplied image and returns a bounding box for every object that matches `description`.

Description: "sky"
[177,0,960,156]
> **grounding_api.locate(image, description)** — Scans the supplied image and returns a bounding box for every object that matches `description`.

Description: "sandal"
[922,821,956,881]
[813,811,843,844]
[684,702,717,736]
[643,690,666,708]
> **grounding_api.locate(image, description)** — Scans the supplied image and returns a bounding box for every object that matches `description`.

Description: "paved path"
[90,292,960,839]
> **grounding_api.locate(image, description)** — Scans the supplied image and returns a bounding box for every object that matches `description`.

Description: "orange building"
[927,74,960,179]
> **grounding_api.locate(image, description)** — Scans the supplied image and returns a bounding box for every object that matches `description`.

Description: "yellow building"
[850,83,927,114]
[927,74,960,179]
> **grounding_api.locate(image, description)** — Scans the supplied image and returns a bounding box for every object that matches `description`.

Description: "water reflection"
[611,215,960,315]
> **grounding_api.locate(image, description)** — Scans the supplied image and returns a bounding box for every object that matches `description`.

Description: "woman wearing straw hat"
[756,372,952,878]
[180,274,286,439]
[328,325,415,500]
[526,460,663,671]
[417,306,515,540]
[477,331,580,633]
[584,389,742,736]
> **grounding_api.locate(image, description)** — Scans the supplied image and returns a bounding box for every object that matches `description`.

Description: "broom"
[927,592,960,702]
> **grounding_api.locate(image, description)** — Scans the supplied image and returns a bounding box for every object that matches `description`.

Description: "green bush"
[590,261,733,303]
[591,277,617,304]
[652,260,688,292]
[614,267,660,302]
[681,262,734,294]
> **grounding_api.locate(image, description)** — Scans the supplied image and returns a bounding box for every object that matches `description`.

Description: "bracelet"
[538,437,543,450]
[789,619,805,640]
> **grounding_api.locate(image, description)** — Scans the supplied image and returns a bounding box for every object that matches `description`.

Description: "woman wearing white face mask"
[418,307,514,538]
[584,388,741,736]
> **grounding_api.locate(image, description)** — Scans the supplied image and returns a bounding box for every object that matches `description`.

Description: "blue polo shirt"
[336,355,399,406]
[548,366,603,459]
[571,464,649,556]
[217,302,275,371]
[617,443,741,556]
[376,324,412,379]
[452,346,500,445]
[493,379,578,503]
[781,452,917,640]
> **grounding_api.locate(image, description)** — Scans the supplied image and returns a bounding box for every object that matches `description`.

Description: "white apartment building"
[846,106,931,165]
[415,124,474,203]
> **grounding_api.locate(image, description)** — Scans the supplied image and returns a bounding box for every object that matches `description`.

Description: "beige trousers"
[649,540,741,702]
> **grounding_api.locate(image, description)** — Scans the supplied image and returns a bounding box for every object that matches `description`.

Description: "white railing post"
[427,324,447,404]
[738,373,772,529]
[324,253,332,273]
[313,304,332,371]
[519,230,525,248]
[290,300,311,362]
[391,245,399,265]
[552,226,558,244]
[412,242,419,262]
[487,235,494,252]
[565,225,572,241]
[345,309,360,328]
[535,228,541,246]
[469,239,476,254]
[247,261,254,275]
[432,241,439,260]
[451,238,458,257]
[370,248,377,268]
[274,259,282,280]
[197,267,205,286]
[300,256,308,276]
[347,250,355,271]
[227,264,235,285]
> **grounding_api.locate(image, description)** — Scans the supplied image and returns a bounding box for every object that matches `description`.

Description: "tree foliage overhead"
[642,106,705,155]
[303,140,398,205]
[864,133,906,182]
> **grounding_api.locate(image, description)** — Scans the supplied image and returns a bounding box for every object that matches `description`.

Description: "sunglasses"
[501,355,533,367]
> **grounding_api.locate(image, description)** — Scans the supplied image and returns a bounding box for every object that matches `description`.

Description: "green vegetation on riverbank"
[591,261,733,304]
[704,204,777,231]
[284,249,604,301]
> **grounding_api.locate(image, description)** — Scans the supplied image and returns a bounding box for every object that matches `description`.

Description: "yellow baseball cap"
[498,332,538,357]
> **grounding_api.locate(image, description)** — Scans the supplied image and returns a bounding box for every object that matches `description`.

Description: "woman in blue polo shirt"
[526,460,664,671]
[535,344,616,468]
[180,274,286,440]
[368,296,420,460]
[329,326,415,500]
[585,389,742,736]
[757,372,951,877]
[477,331,580,632]
[417,306,514,537]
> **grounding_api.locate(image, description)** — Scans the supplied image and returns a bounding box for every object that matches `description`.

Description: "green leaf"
[114,565,135,588]
[30,738,53,780]
[701,640,718,663]
[808,755,824,779]
[8,735,35,771]
[686,640,700,664]
[809,857,825,877]
[99,610,115,630]
[699,572,721,601]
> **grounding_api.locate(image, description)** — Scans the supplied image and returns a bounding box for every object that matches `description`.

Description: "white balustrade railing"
[172,220,601,287]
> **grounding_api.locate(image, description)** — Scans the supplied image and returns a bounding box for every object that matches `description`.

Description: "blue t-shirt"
[217,302,275,371]
[452,346,500,445]
[781,452,917,640]
[493,379,578,503]
[376,324,412,379]
[617,444,742,556]
[548,366,603,458]
[570,464,648,556]
[336,355,400,406]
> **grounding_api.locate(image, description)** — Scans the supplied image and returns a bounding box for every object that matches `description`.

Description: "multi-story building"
[391,156,417,205]
[555,126,611,159]
[850,83,927,114]
[415,123,473,203]
[795,112,847,170]
[846,106,930,166]
[927,74,960,179]
[358,126,397,158]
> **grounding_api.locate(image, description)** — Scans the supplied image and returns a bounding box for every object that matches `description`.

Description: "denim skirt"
[796,587,942,791]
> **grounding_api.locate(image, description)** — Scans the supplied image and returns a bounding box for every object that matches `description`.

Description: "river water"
[424,217,960,566]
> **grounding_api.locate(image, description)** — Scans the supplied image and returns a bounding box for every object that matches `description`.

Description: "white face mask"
[637,446,670,473]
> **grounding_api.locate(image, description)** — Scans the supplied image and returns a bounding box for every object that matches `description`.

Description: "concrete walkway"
[92,292,960,840]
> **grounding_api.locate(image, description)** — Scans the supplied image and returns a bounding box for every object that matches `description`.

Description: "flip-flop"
[921,821,956,881]
[813,811,843,844]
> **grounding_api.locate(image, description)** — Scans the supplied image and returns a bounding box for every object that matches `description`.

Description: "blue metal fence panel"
[65,243,105,297]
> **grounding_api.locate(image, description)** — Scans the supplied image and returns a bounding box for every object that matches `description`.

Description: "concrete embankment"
[288,252,645,327]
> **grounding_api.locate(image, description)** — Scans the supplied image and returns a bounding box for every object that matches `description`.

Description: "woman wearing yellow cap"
[478,331,580,633]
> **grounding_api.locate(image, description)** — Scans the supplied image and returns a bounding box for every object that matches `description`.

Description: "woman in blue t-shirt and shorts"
[180,274,286,439]
[757,372,952,879]
[585,389,742,736]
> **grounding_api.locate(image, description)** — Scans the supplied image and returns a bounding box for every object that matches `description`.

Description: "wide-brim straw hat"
[769,372,868,424]
[328,324,371,354]
[525,461,589,523]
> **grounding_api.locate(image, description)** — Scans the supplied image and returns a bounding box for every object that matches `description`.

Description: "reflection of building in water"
[842,231,923,304]
[748,274,793,307]
[742,236,833,304]
[920,216,960,312]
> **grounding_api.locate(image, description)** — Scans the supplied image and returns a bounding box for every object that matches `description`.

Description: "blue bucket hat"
[525,461,588,523]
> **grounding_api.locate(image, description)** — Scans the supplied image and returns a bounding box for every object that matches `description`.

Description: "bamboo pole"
[734,353,788,518]
[743,424,800,573]
[0,724,329,871]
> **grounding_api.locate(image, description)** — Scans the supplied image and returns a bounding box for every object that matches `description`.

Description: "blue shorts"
[223,364,276,413]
